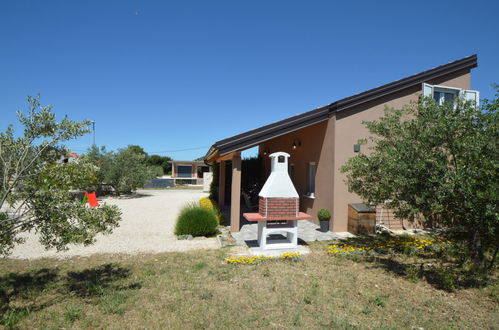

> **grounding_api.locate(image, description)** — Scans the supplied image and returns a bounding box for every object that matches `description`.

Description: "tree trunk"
[469,230,485,268]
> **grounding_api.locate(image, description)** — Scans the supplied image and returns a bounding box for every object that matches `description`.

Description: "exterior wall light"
[292,139,302,150]
[262,148,270,156]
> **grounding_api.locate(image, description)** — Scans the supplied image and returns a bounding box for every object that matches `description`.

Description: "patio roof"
[205,54,477,162]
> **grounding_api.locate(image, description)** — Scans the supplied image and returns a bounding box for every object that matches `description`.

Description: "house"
[205,55,479,233]
[169,160,210,184]
[59,152,80,164]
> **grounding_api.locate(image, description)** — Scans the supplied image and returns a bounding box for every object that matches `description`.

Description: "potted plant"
[317,209,331,232]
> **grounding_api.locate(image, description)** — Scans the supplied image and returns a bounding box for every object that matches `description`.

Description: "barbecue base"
[257,220,297,250]
[243,212,313,250]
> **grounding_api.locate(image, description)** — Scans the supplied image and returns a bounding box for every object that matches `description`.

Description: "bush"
[150,165,164,177]
[174,203,218,237]
[317,209,331,221]
[199,197,226,225]
[199,197,218,212]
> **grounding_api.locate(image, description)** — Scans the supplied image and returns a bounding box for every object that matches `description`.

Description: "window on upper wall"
[307,162,316,197]
[422,83,480,107]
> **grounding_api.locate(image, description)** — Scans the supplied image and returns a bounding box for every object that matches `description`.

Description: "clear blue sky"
[1,0,498,160]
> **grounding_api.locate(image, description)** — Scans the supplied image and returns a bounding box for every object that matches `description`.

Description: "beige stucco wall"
[332,69,471,232]
[260,68,471,232]
[259,119,335,221]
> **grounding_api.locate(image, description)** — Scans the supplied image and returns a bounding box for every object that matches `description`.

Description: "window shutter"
[463,89,480,107]
[422,83,433,97]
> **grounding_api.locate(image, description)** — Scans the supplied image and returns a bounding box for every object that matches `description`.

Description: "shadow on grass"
[0,268,60,327]
[0,263,141,327]
[0,268,59,307]
[65,263,141,298]
[331,234,493,292]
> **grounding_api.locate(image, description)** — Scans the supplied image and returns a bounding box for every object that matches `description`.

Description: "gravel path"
[8,190,219,259]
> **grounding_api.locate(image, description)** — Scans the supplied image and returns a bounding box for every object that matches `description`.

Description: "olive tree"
[341,89,498,268]
[85,145,156,194]
[0,96,121,255]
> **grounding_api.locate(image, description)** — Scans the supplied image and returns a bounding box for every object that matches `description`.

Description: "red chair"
[85,192,99,207]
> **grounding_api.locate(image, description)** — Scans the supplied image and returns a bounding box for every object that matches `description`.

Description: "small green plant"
[63,305,82,323]
[406,265,421,283]
[174,203,218,237]
[371,296,385,307]
[145,269,156,276]
[99,292,128,315]
[361,307,372,315]
[0,308,31,327]
[195,262,208,270]
[436,267,457,292]
[303,296,312,304]
[317,209,331,221]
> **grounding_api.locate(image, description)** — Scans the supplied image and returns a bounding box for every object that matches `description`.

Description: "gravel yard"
[8,190,219,259]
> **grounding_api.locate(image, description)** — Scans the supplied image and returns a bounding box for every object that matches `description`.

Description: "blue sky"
[1,0,498,160]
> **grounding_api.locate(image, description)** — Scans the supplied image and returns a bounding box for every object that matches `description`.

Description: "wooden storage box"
[348,203,376,235]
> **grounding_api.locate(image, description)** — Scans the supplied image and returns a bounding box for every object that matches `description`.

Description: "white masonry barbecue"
[243,152,312,250]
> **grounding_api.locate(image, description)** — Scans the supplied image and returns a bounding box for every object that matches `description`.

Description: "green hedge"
[174,203,218,237]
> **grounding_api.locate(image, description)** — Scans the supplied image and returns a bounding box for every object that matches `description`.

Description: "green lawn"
[0,242,497,329]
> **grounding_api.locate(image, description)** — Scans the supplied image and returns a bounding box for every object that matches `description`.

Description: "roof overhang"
[204,54,478,162]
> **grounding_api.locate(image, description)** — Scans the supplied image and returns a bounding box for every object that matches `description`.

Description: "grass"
[0,243,497,329]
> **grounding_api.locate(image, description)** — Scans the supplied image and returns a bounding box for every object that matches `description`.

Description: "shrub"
[317,209,331,221]
[150,165,164,177]
[175,203,218,237]
[199,197,226,225]
[199,197,218,212]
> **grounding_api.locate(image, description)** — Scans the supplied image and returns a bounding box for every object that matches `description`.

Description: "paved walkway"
[231,220,349,246]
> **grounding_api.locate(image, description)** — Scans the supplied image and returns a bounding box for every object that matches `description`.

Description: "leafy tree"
[146,154,172,174]
[85,145,156,194]
[0,96,121,255]
[128,145,147,157]
[84,144,113,191]
[341,90,498,268]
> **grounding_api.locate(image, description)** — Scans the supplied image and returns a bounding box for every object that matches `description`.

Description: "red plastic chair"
[85,192,99,207]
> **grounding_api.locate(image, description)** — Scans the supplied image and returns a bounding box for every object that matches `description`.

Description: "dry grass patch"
[0,244,497,329]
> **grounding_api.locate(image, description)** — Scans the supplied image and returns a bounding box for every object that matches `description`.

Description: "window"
[307,162,316,197]
[433,88,459,105]
[422,83,479,107]
[177,164,192,178]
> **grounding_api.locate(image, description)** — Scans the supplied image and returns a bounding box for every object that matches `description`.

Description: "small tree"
[146,154,172,174]
[341,89,498,268]
[0,96,121,255]
[86,145,156,195]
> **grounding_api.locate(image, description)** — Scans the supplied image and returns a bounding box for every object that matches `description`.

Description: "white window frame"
[422,83,479,107]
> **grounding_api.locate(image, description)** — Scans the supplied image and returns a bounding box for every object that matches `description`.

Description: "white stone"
[246,245,311,257]
[203,172,212,192]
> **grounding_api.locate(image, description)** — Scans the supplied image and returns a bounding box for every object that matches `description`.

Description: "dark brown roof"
[205,54,478,160]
